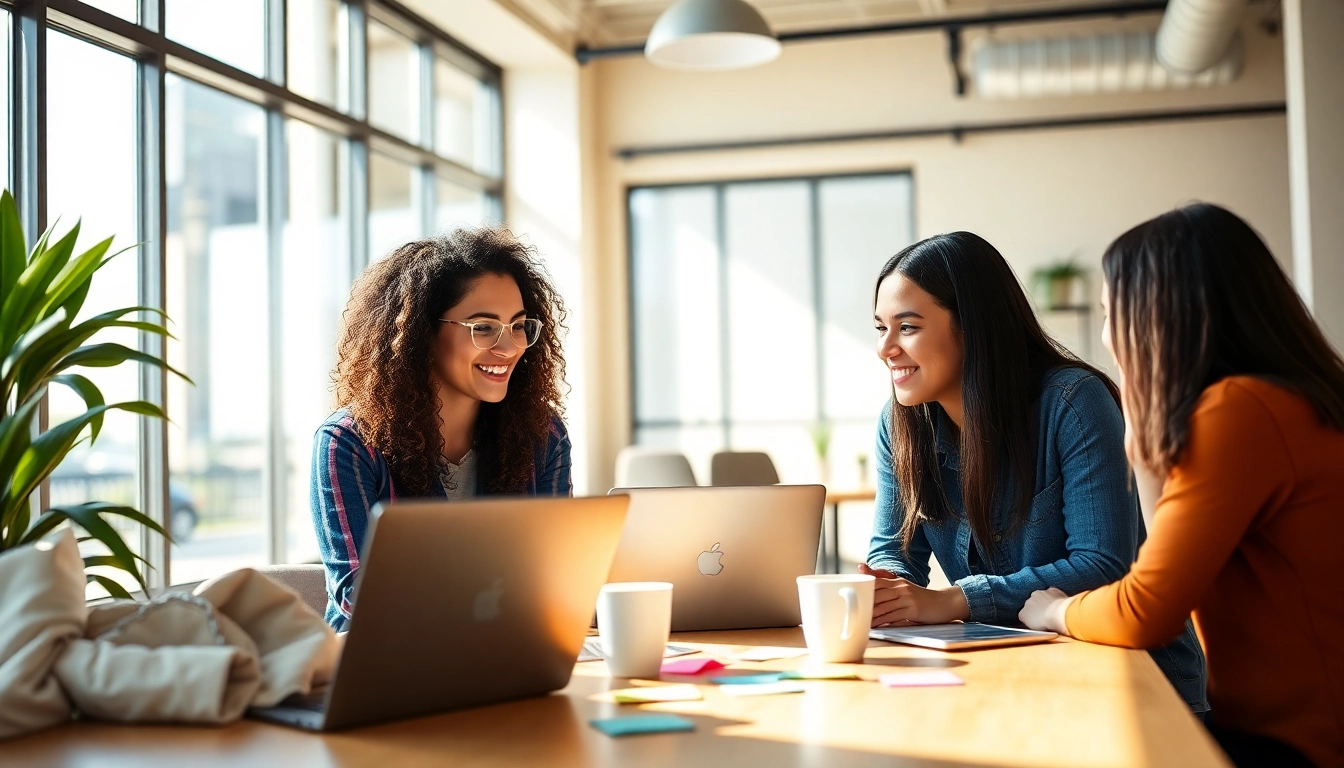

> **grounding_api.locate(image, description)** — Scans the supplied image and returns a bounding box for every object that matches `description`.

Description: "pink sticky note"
[879,671,964,688]
[661,658,725,675]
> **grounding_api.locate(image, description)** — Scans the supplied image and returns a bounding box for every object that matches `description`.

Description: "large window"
[629,174,915,487]
[12,0,504,588]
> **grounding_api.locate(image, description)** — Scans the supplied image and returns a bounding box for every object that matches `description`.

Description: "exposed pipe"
[973,31,1242,99]
[1156,0,1248,73]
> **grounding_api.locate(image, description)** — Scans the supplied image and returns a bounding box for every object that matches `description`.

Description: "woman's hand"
[1019,587,1075,635]
[860,563,970,627]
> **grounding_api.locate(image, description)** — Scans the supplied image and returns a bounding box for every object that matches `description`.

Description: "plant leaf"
[0,191,26,305]
[51,342,192,385]
[0,306,67,402]
[21,502,170,546]
[0,402,166,536]
[84,553,153,571]
[0,221,79,353]
[49,373,105,442]
[51,503,148,593]
[39,235,114,319]
[13,306,172,402]
[86,573,134,601]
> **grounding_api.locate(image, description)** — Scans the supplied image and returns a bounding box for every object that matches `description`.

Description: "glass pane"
[368,152,421,260]
[819,175,915,421]
[434,59,495,174]
[166,0,266,76]
[435,176,487,231]
[46,32,142,598]
[629,186,722,424]
[166,75,268,584]
[725,182,816,422]
[79,0,137,22]
[287,0,347,110]
[367,20,420,143]
[283,121,348,564]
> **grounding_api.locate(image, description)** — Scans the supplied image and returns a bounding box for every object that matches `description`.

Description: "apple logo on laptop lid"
[697,543,724,576]
[473,578,504,622]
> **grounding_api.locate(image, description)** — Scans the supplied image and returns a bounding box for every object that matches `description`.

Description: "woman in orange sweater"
[1020,203,1344,768]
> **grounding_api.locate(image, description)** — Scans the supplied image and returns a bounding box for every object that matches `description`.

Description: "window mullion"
[264,109,287,565]
[138,47,170,589]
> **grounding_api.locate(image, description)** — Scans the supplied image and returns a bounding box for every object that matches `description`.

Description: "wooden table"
[822,488,878,573]
[0,628,1228,768]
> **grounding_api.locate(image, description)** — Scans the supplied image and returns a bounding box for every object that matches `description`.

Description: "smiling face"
[434,273,528,406]
[874,271,964,416]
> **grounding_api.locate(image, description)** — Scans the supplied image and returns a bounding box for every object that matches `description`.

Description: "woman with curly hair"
[311,227,571,630]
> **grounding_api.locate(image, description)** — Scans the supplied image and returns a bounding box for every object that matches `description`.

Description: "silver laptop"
[250,495,629,731]
[606,485,825,632]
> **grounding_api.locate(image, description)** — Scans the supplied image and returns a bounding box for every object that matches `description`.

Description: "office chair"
[710,451,780,486]
[615,446,698,487]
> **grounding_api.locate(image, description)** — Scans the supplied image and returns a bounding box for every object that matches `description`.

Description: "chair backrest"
[258,564,329,618]
[710,451,780,487]
[615,446,698,488]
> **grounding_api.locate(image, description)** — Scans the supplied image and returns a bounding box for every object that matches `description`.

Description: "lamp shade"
[645,0,781,71]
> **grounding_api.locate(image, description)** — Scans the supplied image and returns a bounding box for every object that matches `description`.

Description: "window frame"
[7,0,504,588]
[625,170,916,451]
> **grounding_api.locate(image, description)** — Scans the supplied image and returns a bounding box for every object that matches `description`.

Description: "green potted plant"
[0,190,187,599]
[1032,258,1086,310]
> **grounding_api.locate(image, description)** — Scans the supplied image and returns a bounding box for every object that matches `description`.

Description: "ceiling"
[508,0,1136,47]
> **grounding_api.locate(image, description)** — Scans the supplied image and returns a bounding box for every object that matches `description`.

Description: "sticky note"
[879,671,964,688]
[611,684,704,703]
[710,672,786,685]
[780,669,861,680]
[718,681,807,697]
[731,646,810,662]
[661,658,725,675]
[590,714,695,737]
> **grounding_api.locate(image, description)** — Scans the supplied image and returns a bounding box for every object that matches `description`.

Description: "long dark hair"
[877,232,1118,551]
[333,227,568,495]
[1103,202,1344,475]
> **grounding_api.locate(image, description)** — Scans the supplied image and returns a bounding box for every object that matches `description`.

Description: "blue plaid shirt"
[310,408,573,630]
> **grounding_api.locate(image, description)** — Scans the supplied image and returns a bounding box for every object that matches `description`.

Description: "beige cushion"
[0,529,341,739]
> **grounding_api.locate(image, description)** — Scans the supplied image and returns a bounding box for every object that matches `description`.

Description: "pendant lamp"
[645,0,782,71]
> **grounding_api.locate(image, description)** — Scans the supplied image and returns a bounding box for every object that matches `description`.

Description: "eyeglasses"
[440,317,544,350]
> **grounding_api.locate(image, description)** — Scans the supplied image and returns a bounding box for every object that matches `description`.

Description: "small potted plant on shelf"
[0,190,189,598]
[1032,258,1086,310]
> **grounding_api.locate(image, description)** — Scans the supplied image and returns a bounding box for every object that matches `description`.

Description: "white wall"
[583,11,1292,492]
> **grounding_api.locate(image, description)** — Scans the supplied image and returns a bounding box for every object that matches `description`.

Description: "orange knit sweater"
[1065,377,1344,767]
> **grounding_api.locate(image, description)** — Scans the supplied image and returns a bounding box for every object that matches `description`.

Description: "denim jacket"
[868,367,1208,712]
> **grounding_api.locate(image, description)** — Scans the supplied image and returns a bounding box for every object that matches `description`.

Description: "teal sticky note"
[590,714,695,737]
[710,672,786,685]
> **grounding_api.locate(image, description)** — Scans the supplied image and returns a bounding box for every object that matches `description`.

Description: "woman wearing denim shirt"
[863,232,1207,713]
[311,228,572,631]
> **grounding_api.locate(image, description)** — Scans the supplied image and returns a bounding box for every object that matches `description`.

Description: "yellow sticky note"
[780,669,861,680]
[612,684,704,704]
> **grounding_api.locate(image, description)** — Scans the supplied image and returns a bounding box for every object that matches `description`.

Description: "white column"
[1284,0,1344,350]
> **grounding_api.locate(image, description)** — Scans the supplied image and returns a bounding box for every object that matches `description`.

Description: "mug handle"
[839,586,858,641]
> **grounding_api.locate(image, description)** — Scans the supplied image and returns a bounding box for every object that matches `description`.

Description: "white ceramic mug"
[597,582,673,678]
[797,574,875,663]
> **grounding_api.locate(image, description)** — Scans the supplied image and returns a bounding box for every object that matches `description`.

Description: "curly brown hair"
[332,228,567,496]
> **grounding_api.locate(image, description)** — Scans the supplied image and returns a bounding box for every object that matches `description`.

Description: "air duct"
[1156,0,1248,74]
[972,31,1241,99]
